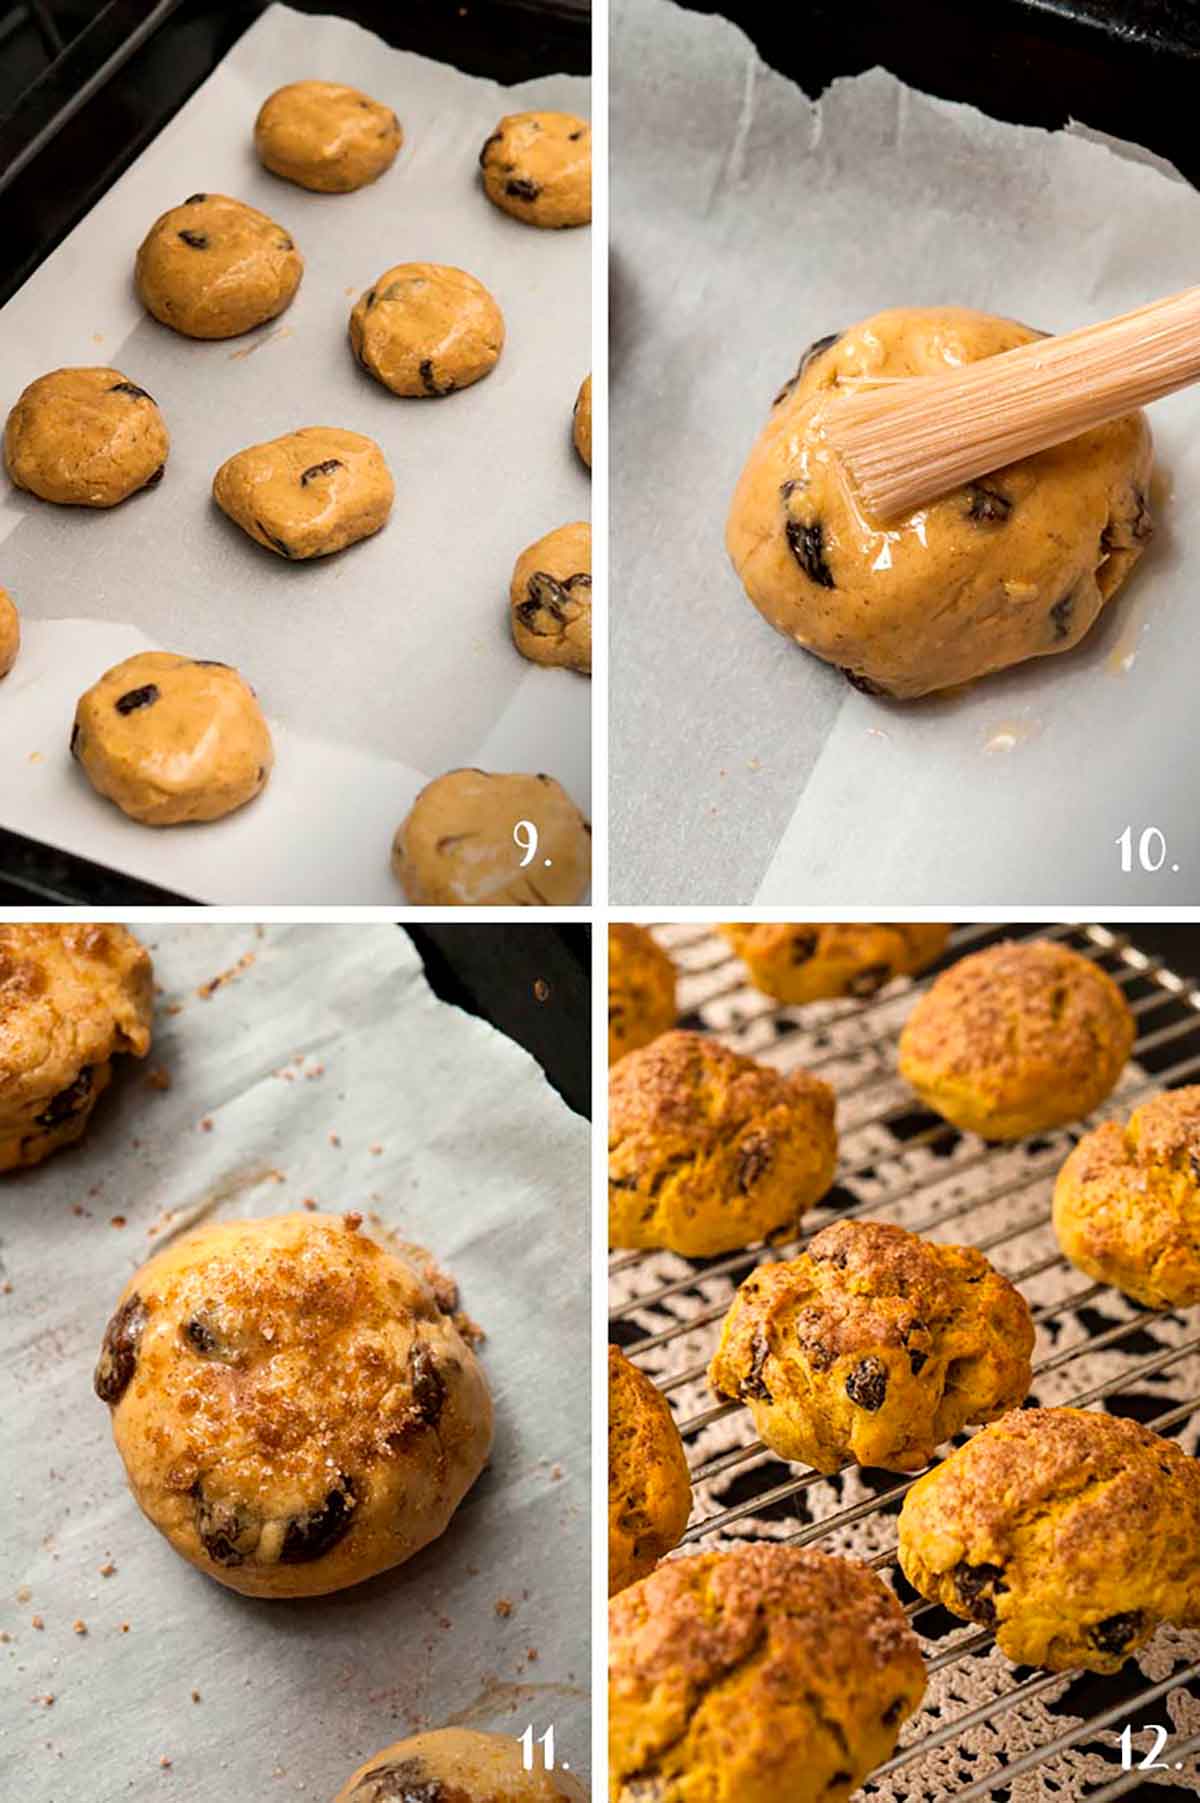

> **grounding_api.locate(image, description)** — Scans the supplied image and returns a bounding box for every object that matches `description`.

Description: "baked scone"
[573,373,592,468]
[719,922,950,1006]
[727,308,1153,698]
[1053,1085,1200,1309]
[609,1545,925,1803]
[135,193,302,339]
[335,1728,587,1801]
[5,367,168,506]
[0,925,152,1172]
[212,426,393,560]
[609,1345,692,1596]
[254,80,402,192]
[480,112,591,228]
[708,1220,1033,1473]
[898,1407,1200,1671]
[609,1030,837,1256]
[392,769,591,906]
[0,587,19,677]
[898,939,1134,1139]
[350,263,504,396]
[608,924,675,1065]
[94,1212,492,1599]
[510,521,591,674]
[72,651,273,826]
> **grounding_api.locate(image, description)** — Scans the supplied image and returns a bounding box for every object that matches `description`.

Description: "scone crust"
[212,425,394,560]
[254,80,402,193]
[135,193,302,340]
[720,922,949,1006]
[608,925,676,1065]
[4,367,169,507]
[609,1346,692,1596]
[480,111,591,228]
[510,521,592,674]
[335,1727,587,1801]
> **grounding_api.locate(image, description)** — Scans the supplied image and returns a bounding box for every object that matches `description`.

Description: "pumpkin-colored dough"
[0,587,19,676]
[480,111,591,228]
[573,373,592,468]
[213,426,393,560]
[4,367,168,507]
[392,769,591,906]
[135,193,302,339]
[719,921,950,1005]
[510,521,591,674]
[336,1727,587,1802]
[254,80,402,193]
[350,263,504,396]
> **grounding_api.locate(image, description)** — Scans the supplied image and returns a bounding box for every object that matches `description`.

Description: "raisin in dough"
[254,80,402,192]
[511,521,591,674]
[0,588,19,677]
[213,426,393,559]
[135,193,303,340]
[719,922,950,1006]
[72,651,273,826]
[393,769,591,906]
[573,373,592,468]
[350,263,504,396]
[94,1212,493,1600]
[727,307,1154,699]
[480,112,591,228]
[4,367,168,507]
[336,1728,588,1802]
[0,925,152,1173]
[609,1345,692,1596]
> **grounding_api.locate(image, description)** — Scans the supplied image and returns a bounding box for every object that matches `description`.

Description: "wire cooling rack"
[609,923,1200,1802]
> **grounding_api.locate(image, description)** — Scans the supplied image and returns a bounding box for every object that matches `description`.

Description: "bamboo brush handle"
[825,285,1200,521]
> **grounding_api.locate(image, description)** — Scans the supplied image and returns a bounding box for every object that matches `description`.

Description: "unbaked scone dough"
[573,373,592,468]
[350,263,504,396]
[335,1728,588,1802]
[727,307,1154,698]
[4,367,168,507]
[510,521,591,674]
[254,80,402,192]
[608,924,676,1065]
[213,426,393,559]
[480,112,591,228]
[0,588,19,677]
[135,193,303,339]
[94,1211,493,1599]
[393,769,591,906]
[72,650,273,826]
[719,922,950,1005]
[609,1344,692,1595]
[0,924,152,1172]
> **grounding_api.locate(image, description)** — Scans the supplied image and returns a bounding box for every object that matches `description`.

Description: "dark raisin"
[278,236,294,251]
[966,481,1012,524]
[192,1485,256,1566]
[789,930,819,964]
[69,721,82,758]
[115,684,160,715]
[255,520,293,558]
[565,571,591,592]
[1050,592,1075,639]
[193,659,230,669]
[741,1330,773,1402]
[773,331,841,404]
[1091,1610,1144,1656]
[140,463,165,490]
[846,962,891,998]
[478,129,503,168]
[178,229,209,249]
[828,1777,852,1793]
[109,381,153,402]
[517,571,571,633]
[735,1132,773,1192]
[568,128,583,140]
[845,1356,888,1411]
[1133,487,1152,542]
[183,192,207,204]
[840,666,890,697]
[882,1697,905,1727]
[183,1316,220,1357]
[610,1174,639,1192]
[904,1323,930,1377]
[419,358,455,397]
[954,1561,1007,1626]
[409,1343,446,1428]
[365,288,377,311]
[94,1294,148,1404]
[300,459,344,485]
[350,1761,441,1802]
[35,1065,93,1128]
[785,518,835,588]
[280,1476,357,1563]
[505,177,541,202]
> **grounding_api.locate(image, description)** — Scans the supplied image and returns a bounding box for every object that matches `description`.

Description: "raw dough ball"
[480,111,591,228]
[709,1219,1033,1473]
[573,373,591,468]
[1053,1085,1200,1309]
[608,1345,691,1596]
[393,769,591,906]
[898,1407,1200,1671]
[609,1544,925,1803]
[898,938,1134,1139]
[212,426,393,559]
[0,587,19,677]
[0,925,152,1172]
[4,367,168,507]
[350,263,504,396]
[135,193,303,339]
[510,520,591,674]
[72,650,273,827]
[727,307,1154,699]
[609,1029,837,1256]
[254,79,402,192]
[608,924,675,1065]
[335,1728,588,1802]
[94,1211,493,1599]
[719,922,950,1005]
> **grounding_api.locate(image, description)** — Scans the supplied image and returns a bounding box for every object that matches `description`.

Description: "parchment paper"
[0,6,590,903]
[610,0,1200,905]
[0,925,590,1798]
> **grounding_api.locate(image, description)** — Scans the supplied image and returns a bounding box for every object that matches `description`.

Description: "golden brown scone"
[1053,1085,1200,1309]
[709,1219,1033,1473]
[480,111,591,228]
[135,193,302,339]
[392,769,591,906]
[350,263,504,396]
[609,1544,925,1803]
[335,1727,588,1801]
[573,373,592,468]
[608,925,675,1066]
[609,1346,692,1596]
[609,1030,837,1257]
[898,1407,1200,1671]
[0,925,152,1173]
[212,426,393,560]
[719,922,950,1006]
[4,367,168,507]
[0,587,19,677]
[898,939,1134,1139]
[254,80,402,193]
[510,521,591,674]
[94,1212,492,1599]
[727,308,1153,699]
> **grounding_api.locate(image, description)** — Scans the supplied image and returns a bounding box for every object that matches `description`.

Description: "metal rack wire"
[609,923,1200,1801]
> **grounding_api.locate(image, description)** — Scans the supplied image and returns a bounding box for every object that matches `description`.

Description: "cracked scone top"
[608,1544,926,1803]
[336,1727,589,1801]
[94,1212,492,1598]
[719,922,949,1006]
[609,1345,692,1596]
[898,1407,1200,1672]
[0,924,152,1172]
[608,925,676,1066]
[726,307,1153,699]
[608,1030,837,1257]
[709,1220,1034,1473]
[898,938,1134,1139]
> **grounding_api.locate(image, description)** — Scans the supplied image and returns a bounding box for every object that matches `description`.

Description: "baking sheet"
[609,0,1200,905]
[0,925,591,1798]
[0,6,590,903]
